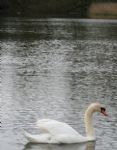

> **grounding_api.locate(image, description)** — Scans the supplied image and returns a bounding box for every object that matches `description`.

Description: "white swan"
[24,103,108,144]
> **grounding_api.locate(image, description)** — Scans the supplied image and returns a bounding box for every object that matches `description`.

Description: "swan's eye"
[100,107,108,116]
[101,107,106,112]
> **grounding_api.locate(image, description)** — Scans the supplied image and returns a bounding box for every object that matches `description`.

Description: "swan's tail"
[23,130,51,143]
[23,130,36,142]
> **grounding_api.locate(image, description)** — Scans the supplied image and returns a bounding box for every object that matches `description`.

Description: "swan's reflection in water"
[23,142,95,150]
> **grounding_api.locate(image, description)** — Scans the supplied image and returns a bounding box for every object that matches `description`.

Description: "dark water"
[0,18,117,150]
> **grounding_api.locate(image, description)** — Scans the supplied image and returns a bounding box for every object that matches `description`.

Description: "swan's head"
[88,103,108,116]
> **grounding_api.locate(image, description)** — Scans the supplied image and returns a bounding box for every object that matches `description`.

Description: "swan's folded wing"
[36,119,82,137]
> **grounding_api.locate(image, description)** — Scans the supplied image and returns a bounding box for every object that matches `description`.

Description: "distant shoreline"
[89,2,117,19]
[0,1,117,19]
[0,0,89,18]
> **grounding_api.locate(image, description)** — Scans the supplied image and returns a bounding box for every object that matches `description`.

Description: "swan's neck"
[84,107,95,138]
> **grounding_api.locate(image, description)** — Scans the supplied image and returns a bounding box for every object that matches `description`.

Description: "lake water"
[0,18,117,150]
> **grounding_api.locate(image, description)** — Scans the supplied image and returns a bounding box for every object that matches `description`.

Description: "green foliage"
[0,0,92,17]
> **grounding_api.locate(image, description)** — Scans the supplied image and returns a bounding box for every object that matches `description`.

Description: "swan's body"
[24,119,94,144]
[24,103,107,144]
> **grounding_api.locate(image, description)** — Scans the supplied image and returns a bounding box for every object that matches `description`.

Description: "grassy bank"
[89,3,117,19]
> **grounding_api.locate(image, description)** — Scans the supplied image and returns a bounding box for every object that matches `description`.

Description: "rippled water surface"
[0,18,117,150]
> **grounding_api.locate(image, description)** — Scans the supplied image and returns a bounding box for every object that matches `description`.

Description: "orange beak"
[101,110,108,116]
